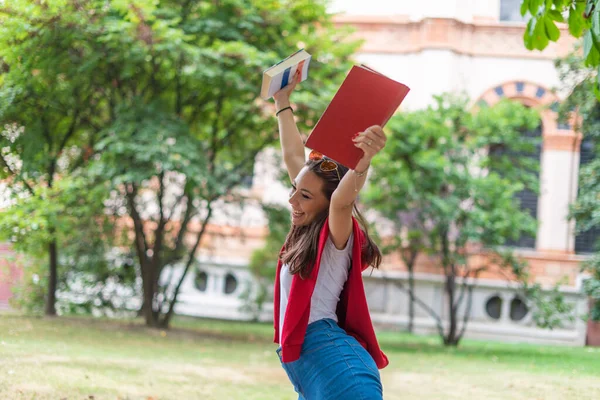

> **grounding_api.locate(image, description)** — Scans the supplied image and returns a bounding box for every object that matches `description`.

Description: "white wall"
[465,56,561,100]
[173,262,588,346]
[537,150,581,252]
[356,51,461,110]
[355,51,560,109]
[330,0,502,22]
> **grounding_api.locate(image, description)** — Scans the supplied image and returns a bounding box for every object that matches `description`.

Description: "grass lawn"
[1,312,599,400]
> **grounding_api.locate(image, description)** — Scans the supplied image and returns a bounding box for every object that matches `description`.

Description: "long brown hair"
[281,157,382,279]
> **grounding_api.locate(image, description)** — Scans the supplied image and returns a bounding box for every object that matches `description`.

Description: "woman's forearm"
[332,125,386,206]
[275,99,305,164]
[331,158,370,207]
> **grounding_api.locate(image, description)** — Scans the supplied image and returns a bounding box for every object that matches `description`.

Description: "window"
[485,295,503,320]
[224,273,238,295]
[509,296,529,321]
[489,123,542,249]
[194,270,208,292]
[500,0,527,22]
[575,137,600,253]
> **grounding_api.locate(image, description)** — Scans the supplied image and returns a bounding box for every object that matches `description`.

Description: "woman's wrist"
[274,98,291,110]
[354,159,371,175]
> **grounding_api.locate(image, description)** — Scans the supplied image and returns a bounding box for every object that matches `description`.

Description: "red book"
[305,65,410,169]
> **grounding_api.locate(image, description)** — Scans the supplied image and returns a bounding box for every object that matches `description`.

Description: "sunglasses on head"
[308,150,341,181]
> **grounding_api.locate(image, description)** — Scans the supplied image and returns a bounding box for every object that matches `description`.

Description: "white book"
[260,49,311,100]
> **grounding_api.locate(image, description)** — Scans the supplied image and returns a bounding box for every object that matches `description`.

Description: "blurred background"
[1,1,599,399]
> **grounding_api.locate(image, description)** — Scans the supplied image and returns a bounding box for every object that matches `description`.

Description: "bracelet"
[354,166,369,177]
[276,106,293,117]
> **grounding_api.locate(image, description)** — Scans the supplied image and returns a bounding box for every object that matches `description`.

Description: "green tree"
[364,95,572,346]
[1,0,359,326]
[555,52,600,321]
[0,172,135,315]
[521,0,600,92]
[0,2,108,316]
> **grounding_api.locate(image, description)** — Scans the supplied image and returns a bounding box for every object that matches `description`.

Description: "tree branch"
[57,107,81,153]
[210,145,264,201]
[40,114,53,150]
[166,178,188,222]
[161,203,213,327]
[152,172,167,287]
[454,264,487,311]
[392,280,445,339]
[125,183,149,263]
[214,110,254,148]
[160,190,196,271]
[457,268,483,340]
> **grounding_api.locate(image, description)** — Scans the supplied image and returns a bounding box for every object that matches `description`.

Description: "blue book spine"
[280,67,291,90]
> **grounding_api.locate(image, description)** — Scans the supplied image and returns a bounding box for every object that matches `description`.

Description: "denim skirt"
[276,318,383,400]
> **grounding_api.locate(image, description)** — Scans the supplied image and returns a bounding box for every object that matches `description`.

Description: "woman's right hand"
[273,70,301,107]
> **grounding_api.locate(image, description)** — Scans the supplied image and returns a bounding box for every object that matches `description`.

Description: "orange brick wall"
[381,247,582,287]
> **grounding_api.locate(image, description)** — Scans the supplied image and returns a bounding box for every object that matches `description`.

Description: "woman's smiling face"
[288,167,330,226]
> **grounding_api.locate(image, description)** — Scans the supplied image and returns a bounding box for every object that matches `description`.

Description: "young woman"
[272,70,389,400]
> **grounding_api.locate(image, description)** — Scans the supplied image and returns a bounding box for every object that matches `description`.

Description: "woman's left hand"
[352,125,387,162]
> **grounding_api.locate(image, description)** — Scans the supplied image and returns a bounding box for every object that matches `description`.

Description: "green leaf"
[584,29,594,58]
[0,0,362,325]
[524,18,536,50]
[586,39,600,65]
[585,0,595,18]
[533,16,550,49]
[521,0,531,17]
[529,0,544,15]
[591,9,600,52]
[552,0,568,8]
[548,9,565,22]
[544,16,561,41]
[568,1,587,37]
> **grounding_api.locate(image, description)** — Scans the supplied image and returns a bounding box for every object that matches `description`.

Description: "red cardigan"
[273,217,389,369]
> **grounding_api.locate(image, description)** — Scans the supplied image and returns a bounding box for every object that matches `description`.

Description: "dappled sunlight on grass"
[1,313,598,399]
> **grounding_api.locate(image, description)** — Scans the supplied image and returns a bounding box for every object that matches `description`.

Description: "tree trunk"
[445,273,459,346]
[124,184,159,328]
[441,229,459,346]
[407,264,415,334]
[443,335,460,346]
[142,260,158,327]
[45,237,58,316]
[160,206,214,329]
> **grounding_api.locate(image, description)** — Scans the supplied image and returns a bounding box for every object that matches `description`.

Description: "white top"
[279,232,354,343]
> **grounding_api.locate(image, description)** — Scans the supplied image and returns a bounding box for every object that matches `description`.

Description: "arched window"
[575,137,600,253]
[509,296,529,321]
[489,122,542,248]
[194,270,208,292]
[224,273,238,295]
[485,295,503,320]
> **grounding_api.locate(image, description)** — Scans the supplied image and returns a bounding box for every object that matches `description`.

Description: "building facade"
[1,0,598,345]
[179,0,596,346]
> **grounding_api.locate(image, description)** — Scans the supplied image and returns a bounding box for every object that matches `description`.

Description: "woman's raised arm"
[273,71,306,182]
[328,125,387,249]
